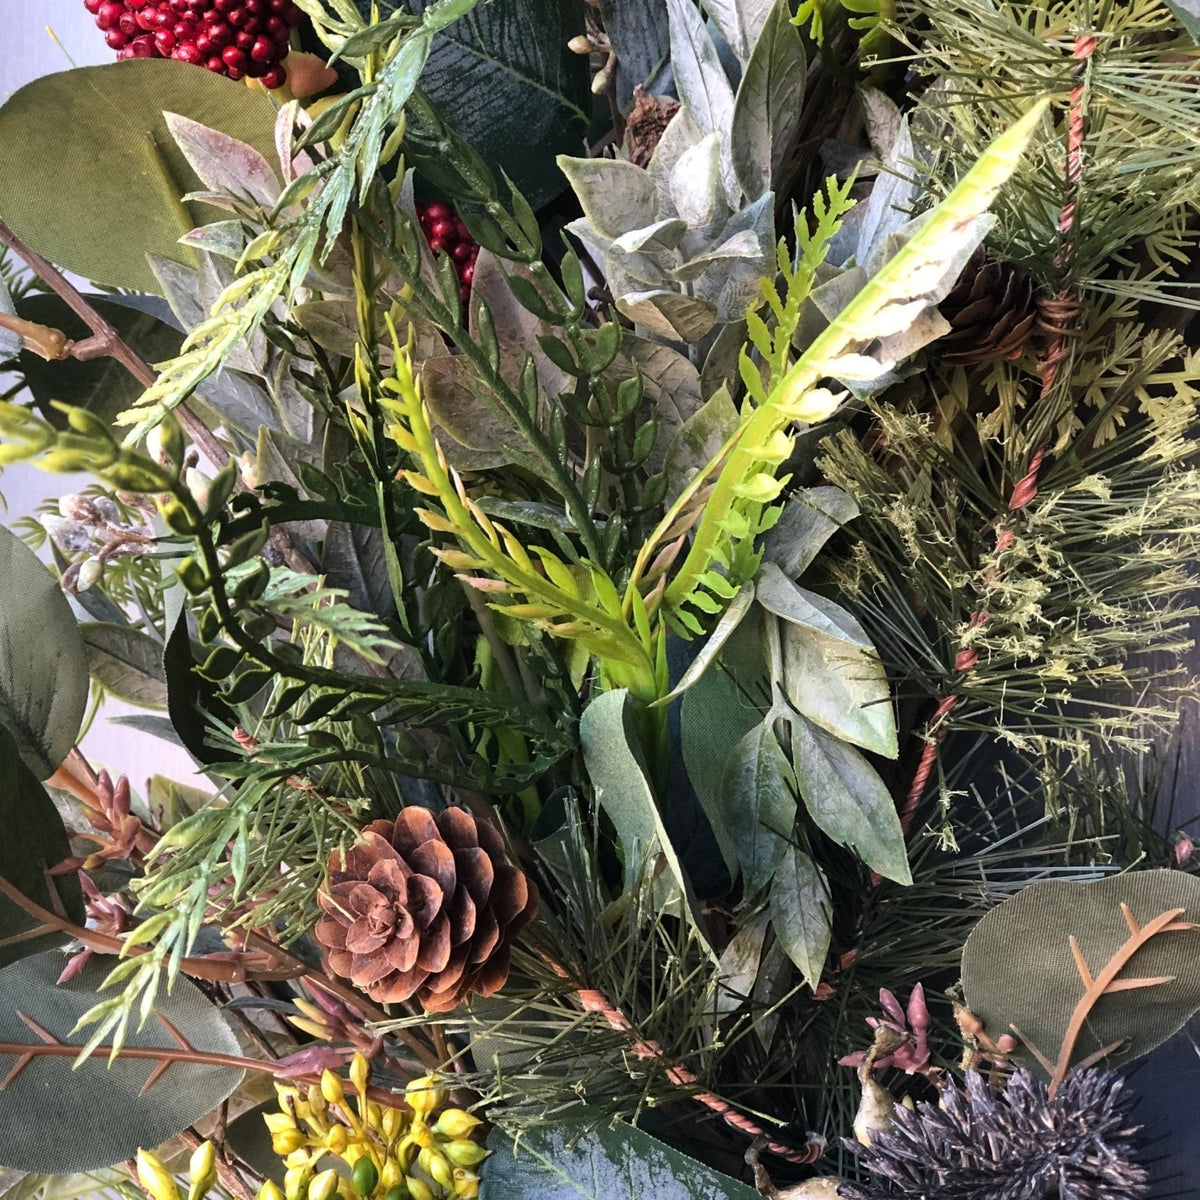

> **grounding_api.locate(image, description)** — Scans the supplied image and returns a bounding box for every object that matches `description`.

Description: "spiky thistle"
[843,1069,1148,1200]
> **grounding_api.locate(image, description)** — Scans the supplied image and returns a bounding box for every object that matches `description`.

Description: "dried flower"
[314,806,536,1012]
[842,1068,1149,1200]
[840,985,931,1075]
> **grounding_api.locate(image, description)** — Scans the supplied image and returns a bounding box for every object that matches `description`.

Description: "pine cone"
[624,86,681,168]
[935,248,1038,367]
[315,807,537,1013]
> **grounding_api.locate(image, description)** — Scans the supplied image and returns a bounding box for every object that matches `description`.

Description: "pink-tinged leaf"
[273,1045,354,1076]
[165,113,280,207]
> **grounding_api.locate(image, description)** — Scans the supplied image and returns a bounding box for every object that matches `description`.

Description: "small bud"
[264,1113,298,1137]
[404,1178,434,1200]
[146,418,185,467]
[590,68,610,95]
[185,467,212,510]
[567,34,593,53]
[441,1139,488,1168]
[853,1077,897,1146]
[1175,834,1194,866]
[405,1075,444,1117]
[321,1069,345,1105]
[326,1125,348,1155]
[284,1167,311,1200]
[258,1184,286,1200]
[350,1052,370,1096]
[187,1141,218,1200]
[418,1149,453,1190]
[432,1110,481,1140]
[308,1169,340,1200]
[382,1108,407,1142]
[75,557,103,592]
[995,1034,1018,1055]
[272,1129,308,1156]
[136,1149,182,1200]
[451,1168,479,1200]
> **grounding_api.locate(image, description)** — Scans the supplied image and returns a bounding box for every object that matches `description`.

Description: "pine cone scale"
[316,806,536,1011]
[935,247,1039,367]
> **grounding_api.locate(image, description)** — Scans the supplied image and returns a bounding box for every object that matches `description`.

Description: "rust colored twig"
[544,958,823,1165]
[897,35,1095,837]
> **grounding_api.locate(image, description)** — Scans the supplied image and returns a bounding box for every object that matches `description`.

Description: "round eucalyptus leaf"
[0,61,278,293]
[0,527,89,779]
[0,951,245,1173]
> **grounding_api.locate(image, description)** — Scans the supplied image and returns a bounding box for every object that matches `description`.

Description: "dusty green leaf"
[579,689,706,942]
[0,951,244,1173]
[720,719,796,893]
[0,527,89,779]
[480,1116,761,1200]
[0,61,278,292]
[662,384,740,501]
[784,709,910,885]
[659,582,754,703]
[1164,0,1200,40]
[730,0,806,198]
[769,840,831,989]
[758,563,897,758]
[596,0,671,106]
[666,0,735,144]
[962,870,1200,1077]
[706,0,776,65]
[556,158,660,242]
[714,910,770,1014]
[82,623,168,710]
[761,487,860,579]
[0,727,85,969]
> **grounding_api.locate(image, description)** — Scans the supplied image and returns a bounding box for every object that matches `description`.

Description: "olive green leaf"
[962,870,1200,1077]
[82,623,169,710]
[0,526,89,779]
[769,840,831,989]
[0,61,277,293]
[720,719,796,893]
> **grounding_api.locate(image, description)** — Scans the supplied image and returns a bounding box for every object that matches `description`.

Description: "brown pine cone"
[625,85,680,168]
[315,806,537,1013]
[935,248,1038,367]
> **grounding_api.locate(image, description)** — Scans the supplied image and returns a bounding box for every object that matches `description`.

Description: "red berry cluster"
[84,0,304,89]
[417,203,479,303]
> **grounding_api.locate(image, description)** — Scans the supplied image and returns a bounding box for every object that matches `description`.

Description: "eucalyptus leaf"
[82,623,168,710]
[761,487,860,579]
[618,289,719,343]
[480,1116,761,1200]
[758,563,897,758]
[0,527,89,779]
[661,385,740,502]
[666,0,736,145]
[705,0,776,66]
[768,841,831,989]
[0,727,85,969]
[0,951,244,1173]
[783,709,911,885]
[0,61,278,293]
[962,870,1200,1076]
[730,0,806,198]
[720,719,796,893]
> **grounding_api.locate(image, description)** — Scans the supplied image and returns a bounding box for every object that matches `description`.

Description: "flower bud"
[146,418,185,467]
[382,1108,407,1142]
[326,1125,349,1155]
[352,1157,379,1197]
[590,68,610,95]
[42,515,93,554]
[284,1167,311,1200]
[452,1168,479,1200]
[432,1110,481,1140]
[187,1141,218,1200]
[308,1169,340,1200]
[418,1149,453,1190]
[404,1178,434,1200]
[567,35,593,53]
[258,1184,286,1200]
[321,1069,346,1105]
[272,1129,307,1156]
[76,557,103,592]
[185,467,212,510]
[264,1113,299,1137]
[350,1052,370,1096]
[378,1161,401,1193]
[441,1140,488,1168]
[404,1075,444,1117]
[136,1149,182,1200]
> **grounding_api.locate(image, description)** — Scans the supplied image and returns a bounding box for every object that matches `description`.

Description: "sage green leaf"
[662,384,740,502]
[596,0,671,106]
[720,720,796,893]
[14,295,182,431]
[714,910,770,1014]
[705,0,775,65]
[730,0,806,198]
[0,61,278,293]
[480,1116,761,1200]
[762,487,860,579]
[164,113,279,206]
[0,527,89,779]
[681,617,769,878]
[784,710,910,885]
[758,563,896,757]
[619,289,719,343]
[0,951,244,1173]
[1164,0,1200,40]
[407,0,590,207]
[556,158,660,242]
[658,582,755,703]
[579,689,707,944]
[82,623,169,710]
[666,0,735,144]
[962,870,1200,1077]
[0,727,84,969]
[769,841,831,989]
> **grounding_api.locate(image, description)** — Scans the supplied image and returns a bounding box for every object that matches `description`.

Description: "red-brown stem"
[0,217,229,469]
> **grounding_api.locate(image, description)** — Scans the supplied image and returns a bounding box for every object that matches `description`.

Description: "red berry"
[118,11,140,34]
[265,14,287,38]
[129,34,157,55]
[225,63,244,80]
[136,6,158,29]
[451,241,473,263]
[261,64,285,88]
[105,27,129,46]
[454,217,470,241]
[195,32,211,52]
[154,28,176,50]
[235,29,254,48]
[84,0,102,12]
[221,44,245,67]
[249,34,273,60]
[206,21,232,46]
[429,218,453,241]
[173,40,203,62]
[427,236,447,255]
[96,0,123,28]
[226,7,246,26]
[205,54,225,70]
[460,262,475,285]
[424,202,451,222]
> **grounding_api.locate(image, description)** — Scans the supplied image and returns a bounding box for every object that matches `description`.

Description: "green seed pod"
[352,1157,379,1197]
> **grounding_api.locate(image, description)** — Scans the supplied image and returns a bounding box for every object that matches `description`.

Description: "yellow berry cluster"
[265,1054,487,1200]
